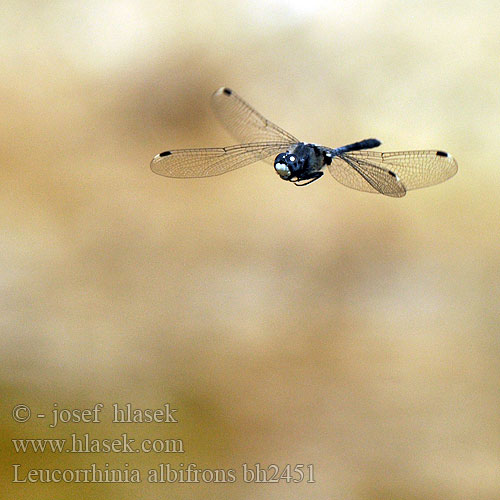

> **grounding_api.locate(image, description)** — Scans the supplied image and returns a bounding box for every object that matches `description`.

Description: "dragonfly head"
[274,152,303,180]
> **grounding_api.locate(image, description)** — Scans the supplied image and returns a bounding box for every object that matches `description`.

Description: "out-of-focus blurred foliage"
[1,1,499,499]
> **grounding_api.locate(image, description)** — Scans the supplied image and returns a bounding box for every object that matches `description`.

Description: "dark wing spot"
[322,151,332,166]
[388,170,397,177]
[436,150,448,157]
[223,88,232,96]
[159,151,172,157]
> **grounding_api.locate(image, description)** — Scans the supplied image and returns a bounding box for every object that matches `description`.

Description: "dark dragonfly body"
[274,139,382,186]
[151,88,457,197]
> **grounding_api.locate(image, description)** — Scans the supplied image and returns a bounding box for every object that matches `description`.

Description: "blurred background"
[1,0,499,499]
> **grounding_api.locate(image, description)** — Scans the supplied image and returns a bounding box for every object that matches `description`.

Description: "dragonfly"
[151,87,458,197]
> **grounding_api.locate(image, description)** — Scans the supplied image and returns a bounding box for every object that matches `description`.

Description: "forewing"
[150,142,290,178]
[328,150,458,197]
[211,87,299,145]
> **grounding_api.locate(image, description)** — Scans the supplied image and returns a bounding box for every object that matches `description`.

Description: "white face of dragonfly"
[274,152,298,180]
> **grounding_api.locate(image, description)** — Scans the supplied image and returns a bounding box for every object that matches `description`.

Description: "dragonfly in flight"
[151,87,457,197]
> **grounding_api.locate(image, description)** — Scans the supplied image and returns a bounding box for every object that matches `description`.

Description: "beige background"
[1,1,499,499]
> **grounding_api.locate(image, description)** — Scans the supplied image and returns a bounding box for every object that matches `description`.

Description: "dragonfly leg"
[293,172,323,186]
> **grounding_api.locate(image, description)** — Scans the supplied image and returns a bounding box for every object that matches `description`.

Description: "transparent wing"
[151,142,293,178]
[328,150,458,197]
[211,87,299,145]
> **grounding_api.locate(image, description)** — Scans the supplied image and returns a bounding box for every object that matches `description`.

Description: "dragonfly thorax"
[273,143,326,186]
